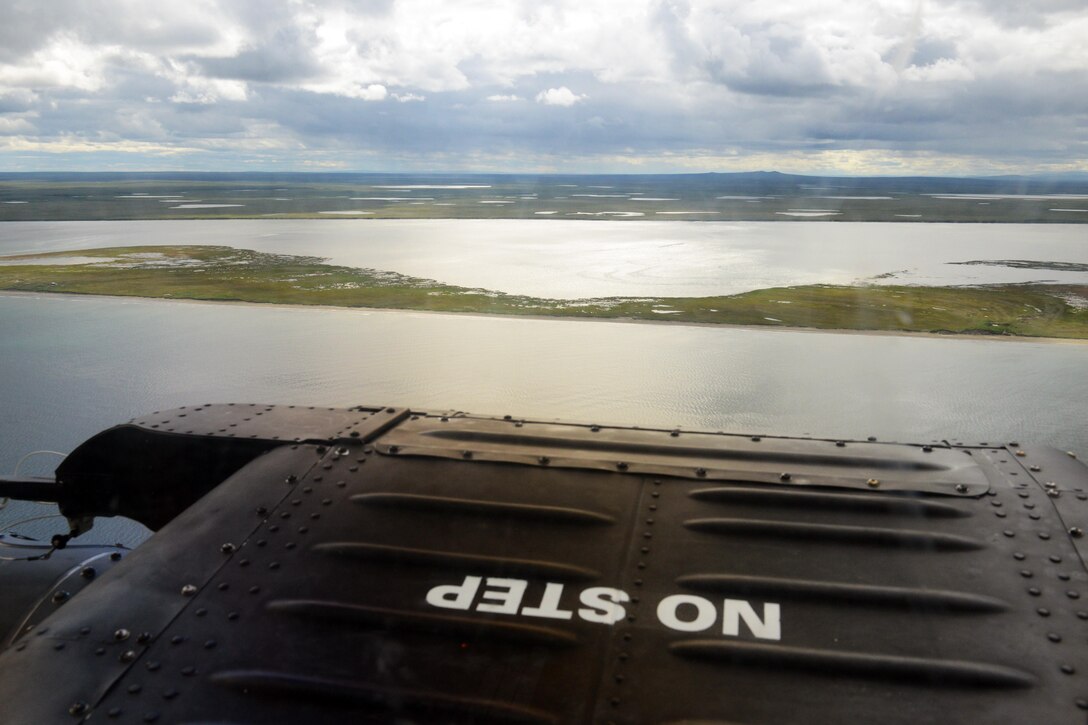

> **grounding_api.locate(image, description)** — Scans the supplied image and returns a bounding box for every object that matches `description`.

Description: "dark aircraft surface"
[1,403,1086,723]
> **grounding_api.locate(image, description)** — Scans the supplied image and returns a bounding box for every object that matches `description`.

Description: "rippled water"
[1,220,1086,298]
[2,294,1085,545]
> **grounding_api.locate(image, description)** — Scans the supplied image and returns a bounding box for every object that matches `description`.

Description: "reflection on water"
[2,294,1085,544]
[1,220,1086,298]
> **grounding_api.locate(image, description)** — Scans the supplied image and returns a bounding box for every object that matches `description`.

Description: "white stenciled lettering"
[476,577,528,614]
[521,582,574,620]
[577,587,630,624]
[425,575,482,611]
[423,576,783,641]
[723,599,781,641]
[656,594,716,632]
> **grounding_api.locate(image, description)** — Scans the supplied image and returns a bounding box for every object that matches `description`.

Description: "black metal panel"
[373,415,989,495]
[128,403,408,443]
[0,406,1084,724]
[0,534,128,647]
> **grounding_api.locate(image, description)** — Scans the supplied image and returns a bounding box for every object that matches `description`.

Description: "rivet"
[616,462,628,471]
[1061,664,1075,675]
[108,707,122,718]
[461,450,473,459]
[81,567,96,579]
[54,642,65,650]
[143,711,160,722]
[1048,490,1061,498]
[1059,573,1071,581]
[867,436,877,442]
[955,484,968,494]
[836,441,846,447]
[1028,587,1041,596]
[52,590,70,603]
[120,650,137,663]
[867,478,880,488]
[181,584,197,597]
[651,491,660,498]
[1076,699,1088,711]
[1015,450,1026,457]
[1039,532,1051,540]
[239,559,250,567]
[1078,611,1088,620]
[146,661,160,671]
[670,430,680,437]
[1013,552,1025,560]
[228,611,239,620]
[1037,608,1050,617]
[114,628,131,641]
[110,552,122,562]
[591,425,600,433]
[204,640,216,650]
[249,585,260,594]
[1050,555,1063,563]
[1070,527,1084,538]
[257,540,267,547]
[80,626,91,635]
[269,562,280,570]
[321,498,331,506]
[68,703,89,717]
[1048,632,1062,643]
[1068,590,1081,599]
[170,635,184,645]
[279,512,289,519]
[1003,530,1015,537]
[780,473,791,482]
[388,445,399,454]
[137,632,152,644]
[128,684,142,694]
[217,582,229,591]
[1030,465,1041,472]
[220,543,235,554]
[181,666,196,676]
[695,468,707,477]
[751,436,761,442]
[285,475,297,483]
[298,526,309,534]
[922,445,932,452]
[1021,570,1033,578]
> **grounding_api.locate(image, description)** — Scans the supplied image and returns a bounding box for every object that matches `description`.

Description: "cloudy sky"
[0,0,1085,175]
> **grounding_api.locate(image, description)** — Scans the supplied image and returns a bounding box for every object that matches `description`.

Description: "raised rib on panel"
[676,575,1009,612]
[351,492,615,525]
[669,641,1036,689]
[684,518,984,551]
[312,542,601,580]
[209,670,558,724]
[688,486,970,518]
[267,600,580,646]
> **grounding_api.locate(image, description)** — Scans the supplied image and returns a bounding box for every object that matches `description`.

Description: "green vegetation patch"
[1,245,1085,339]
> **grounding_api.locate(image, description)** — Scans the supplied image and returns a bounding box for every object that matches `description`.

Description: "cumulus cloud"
[535,87,586,106]
[0,0,1082,173]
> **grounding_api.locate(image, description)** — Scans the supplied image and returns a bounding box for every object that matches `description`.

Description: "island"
[2,246,1085,340]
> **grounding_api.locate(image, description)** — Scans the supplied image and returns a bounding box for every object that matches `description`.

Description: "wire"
[13,450,67,476]
[0,513,67,561]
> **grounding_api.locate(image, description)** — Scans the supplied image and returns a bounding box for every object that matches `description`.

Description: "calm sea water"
[1,219,1086,545]
[1,220,1086,297]
[1,293,1086,545]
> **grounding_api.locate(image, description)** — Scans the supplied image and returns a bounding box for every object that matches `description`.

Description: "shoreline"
[4,289,1086,345]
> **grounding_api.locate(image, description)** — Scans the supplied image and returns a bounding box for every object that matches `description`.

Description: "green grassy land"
[1,246,1085,339]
